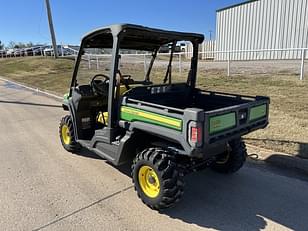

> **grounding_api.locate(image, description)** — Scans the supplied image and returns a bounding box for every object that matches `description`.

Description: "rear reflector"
[188,122,203,147]
[191,127,202,143]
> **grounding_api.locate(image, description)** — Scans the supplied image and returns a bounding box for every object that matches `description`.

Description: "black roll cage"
[69,24,204,129]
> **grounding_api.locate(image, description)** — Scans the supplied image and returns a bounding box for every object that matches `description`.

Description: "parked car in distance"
[0,50,6,57]
[1,45,75,58]
[159,44,170,53]
[14,49,23,57]
[20,48,26,56]
[160,42,187,53]
[43,46,53,56]
[6,49,14,57]
[24,47,34,56]
[44,45,74,56]
[32,46,47,56]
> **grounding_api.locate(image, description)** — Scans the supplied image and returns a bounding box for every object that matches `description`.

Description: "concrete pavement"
[0,79,308,231]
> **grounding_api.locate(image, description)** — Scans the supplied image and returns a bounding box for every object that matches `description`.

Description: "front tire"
[59,115,80,152]
[132,148,184,210]
[211,138,247,174]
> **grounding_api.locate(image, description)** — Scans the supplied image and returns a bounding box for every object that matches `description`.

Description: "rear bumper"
[207,119,268,145]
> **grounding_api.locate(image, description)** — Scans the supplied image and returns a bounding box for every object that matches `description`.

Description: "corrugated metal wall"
[200,40,215,59]
[186,41,216,59]
[216,0,308,60]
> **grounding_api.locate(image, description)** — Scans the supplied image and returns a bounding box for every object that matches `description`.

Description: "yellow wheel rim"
[216,144,231,164]
[216,153,230,164]
[138,166,160,198]
[61,124,71,145]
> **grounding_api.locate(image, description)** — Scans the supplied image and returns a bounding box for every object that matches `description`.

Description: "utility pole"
[45,0,58,58]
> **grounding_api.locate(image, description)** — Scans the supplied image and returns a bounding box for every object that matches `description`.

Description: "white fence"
[1,45,307,80]
[199,48,308,80]
[80,47,308,81]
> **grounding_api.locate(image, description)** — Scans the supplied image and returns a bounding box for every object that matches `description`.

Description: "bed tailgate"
[204,95,270,144]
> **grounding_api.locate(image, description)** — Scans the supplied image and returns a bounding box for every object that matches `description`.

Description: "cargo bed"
[122,83,269,153]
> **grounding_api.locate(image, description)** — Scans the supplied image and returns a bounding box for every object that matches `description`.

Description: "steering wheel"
[117,70,133,90]
[90,74,109,96]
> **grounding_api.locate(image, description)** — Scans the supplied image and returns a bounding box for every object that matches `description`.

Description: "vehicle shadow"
[0,100,62,108]
[165,168,308,231]
[72,146,308,230]
[74,148,132,176]
[244,137,308,159]
[299,143,308,159]
[72,148,103,160]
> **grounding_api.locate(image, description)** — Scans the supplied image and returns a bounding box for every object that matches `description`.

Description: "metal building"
[215,0,308,60]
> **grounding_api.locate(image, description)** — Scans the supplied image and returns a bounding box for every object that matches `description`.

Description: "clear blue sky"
[0,0,245,46]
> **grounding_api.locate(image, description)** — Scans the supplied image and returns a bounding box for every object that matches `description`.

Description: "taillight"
[188,122,203,147]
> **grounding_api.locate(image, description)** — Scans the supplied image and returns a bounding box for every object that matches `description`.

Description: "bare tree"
[26,42,34,47]
[8,41,16,49]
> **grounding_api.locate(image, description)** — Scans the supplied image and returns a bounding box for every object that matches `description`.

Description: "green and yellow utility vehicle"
[59,24,269,210]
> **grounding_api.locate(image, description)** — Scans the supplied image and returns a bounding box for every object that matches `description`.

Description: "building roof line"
[216,0,260,12]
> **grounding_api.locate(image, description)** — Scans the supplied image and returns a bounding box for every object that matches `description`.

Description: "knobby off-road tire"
[59,115,80,152]
[211,138,247,174]
[132,148,184,210]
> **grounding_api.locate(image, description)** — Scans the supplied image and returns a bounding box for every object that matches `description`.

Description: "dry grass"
[0,57,307,157]
[0,57,74,95]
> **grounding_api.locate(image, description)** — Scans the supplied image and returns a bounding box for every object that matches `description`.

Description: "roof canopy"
[82,24,204,51]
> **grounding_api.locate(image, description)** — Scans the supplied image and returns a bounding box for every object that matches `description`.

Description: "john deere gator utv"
[59,24,269,210]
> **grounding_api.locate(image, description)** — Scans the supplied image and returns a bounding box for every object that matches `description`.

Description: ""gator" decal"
[120,106,182,131]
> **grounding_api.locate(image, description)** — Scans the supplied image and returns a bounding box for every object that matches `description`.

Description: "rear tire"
[131,148,184,210]
[59,115,80,152]
[211,138,247,174]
